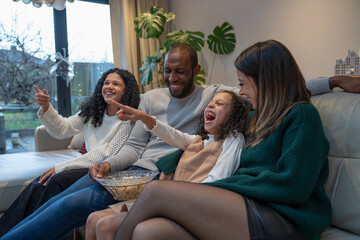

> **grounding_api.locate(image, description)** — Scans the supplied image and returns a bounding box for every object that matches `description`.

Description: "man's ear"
[193,64,201,76]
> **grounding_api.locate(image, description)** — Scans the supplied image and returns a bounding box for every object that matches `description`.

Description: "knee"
[139,180,167,201]
[95,216,111,236]
[86,211,101,231]
[132,221,157,240]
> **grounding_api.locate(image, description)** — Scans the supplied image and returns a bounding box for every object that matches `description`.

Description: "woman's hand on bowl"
[89,162,111,180]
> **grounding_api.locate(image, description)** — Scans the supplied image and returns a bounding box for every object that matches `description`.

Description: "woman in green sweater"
[114,40,332,240]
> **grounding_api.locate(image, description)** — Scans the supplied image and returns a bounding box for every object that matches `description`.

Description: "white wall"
[168,0,360,86]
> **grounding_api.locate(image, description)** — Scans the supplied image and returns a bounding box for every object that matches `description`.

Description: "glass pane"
[0,1,55,153]
[67,1,114,114]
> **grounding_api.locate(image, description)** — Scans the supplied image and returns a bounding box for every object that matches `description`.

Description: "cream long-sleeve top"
[146,118,245,183]
[38,104,133,173]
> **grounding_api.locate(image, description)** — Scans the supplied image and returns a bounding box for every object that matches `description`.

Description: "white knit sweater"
[38,104,133,173]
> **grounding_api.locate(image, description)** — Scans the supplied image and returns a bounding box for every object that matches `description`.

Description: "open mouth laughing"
[204,110,216,125]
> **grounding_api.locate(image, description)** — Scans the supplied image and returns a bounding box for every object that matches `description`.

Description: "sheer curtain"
[109,0,168,93]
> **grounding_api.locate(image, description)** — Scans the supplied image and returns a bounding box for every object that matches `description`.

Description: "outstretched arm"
[113,100,195,150]
[306,75,360,95]
[329,75,360,93]
[112,100,156,130]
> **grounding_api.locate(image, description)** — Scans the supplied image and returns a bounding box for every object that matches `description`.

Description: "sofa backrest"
[312,91,360,235]
[34,125,73,152]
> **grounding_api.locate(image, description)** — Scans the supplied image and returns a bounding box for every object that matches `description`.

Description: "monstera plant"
[134,6,236,86]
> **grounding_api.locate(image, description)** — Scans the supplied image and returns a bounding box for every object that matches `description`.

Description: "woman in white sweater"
[0,68,140,237]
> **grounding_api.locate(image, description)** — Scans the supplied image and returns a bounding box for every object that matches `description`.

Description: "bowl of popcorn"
[94,170,159,201]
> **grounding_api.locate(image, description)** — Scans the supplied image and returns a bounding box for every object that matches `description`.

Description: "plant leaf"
[139,56,158,85]
[151,48,165,62]
[207,22,236,55]
[164,12,176,22]
[164,30,205,52]
[194,69,206,85]
[134,6,167,39]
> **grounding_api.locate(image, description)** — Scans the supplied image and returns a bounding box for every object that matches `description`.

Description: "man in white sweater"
[3,43,359,240]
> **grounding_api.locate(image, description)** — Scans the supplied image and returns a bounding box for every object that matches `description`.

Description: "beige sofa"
[0,91,359,239]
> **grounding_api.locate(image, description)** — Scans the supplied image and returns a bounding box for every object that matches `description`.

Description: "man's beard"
[168,73,194,98]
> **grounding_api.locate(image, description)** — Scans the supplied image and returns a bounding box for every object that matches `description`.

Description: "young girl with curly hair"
[85,90,250,240]
[0,68,140,237]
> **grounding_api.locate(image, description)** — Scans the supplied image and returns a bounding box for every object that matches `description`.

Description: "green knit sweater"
[205,103,332,240]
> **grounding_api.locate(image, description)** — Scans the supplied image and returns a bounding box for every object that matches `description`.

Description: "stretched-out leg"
[115,180,249,240]
[0,176,44,237]
[7,174,96,233]
[0,168,88,237]
[1,177,116,240]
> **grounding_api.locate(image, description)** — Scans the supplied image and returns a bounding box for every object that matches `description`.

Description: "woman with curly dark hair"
[85,90,250,240]
[0,68,140,237]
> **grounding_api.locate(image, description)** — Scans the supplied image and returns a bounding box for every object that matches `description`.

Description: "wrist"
[329,76,342,90]
[141,113,156,130]
[42,104,50,113]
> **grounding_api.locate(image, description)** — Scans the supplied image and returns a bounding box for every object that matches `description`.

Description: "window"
[0,0,112,153]
[67,1,113,114]
[0,1,54,132]
[346,58,350,65]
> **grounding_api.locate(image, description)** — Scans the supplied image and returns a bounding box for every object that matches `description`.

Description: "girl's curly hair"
[78,68,140,127]
[197,91,250,141]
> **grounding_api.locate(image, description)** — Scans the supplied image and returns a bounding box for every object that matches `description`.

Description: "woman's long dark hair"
[78,68,140,127]
[234,40,310,146]
[197,91,250,141]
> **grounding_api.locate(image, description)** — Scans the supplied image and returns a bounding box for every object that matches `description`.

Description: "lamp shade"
[22,0,32,4]
[53,0,66,11]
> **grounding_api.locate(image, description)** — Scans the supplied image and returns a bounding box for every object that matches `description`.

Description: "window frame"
[54,0,109,117]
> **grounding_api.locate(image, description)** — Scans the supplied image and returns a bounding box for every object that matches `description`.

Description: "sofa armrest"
[34,125,73,152]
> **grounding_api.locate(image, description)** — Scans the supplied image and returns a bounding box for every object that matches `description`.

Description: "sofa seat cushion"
[0,149,81,213]
[321,226,360,240]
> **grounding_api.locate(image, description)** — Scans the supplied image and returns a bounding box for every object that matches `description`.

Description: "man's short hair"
[168,43,198,69]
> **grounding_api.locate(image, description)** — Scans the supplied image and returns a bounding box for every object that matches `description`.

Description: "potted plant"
[134,6,236,86]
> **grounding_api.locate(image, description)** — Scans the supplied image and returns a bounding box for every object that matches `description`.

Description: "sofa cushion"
[0,149,81,213]
[321,226,360,240]
[68,132,85,150]
[312,91,360,236]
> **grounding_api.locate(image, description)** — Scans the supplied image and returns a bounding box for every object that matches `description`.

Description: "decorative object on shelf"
[50,48,74,87]
[334,49,360,76]
[134,6,236,86]
[11,132,20,146]
[12,0,74,11]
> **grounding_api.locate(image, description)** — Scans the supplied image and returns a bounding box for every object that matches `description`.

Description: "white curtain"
[109,0,168,93]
